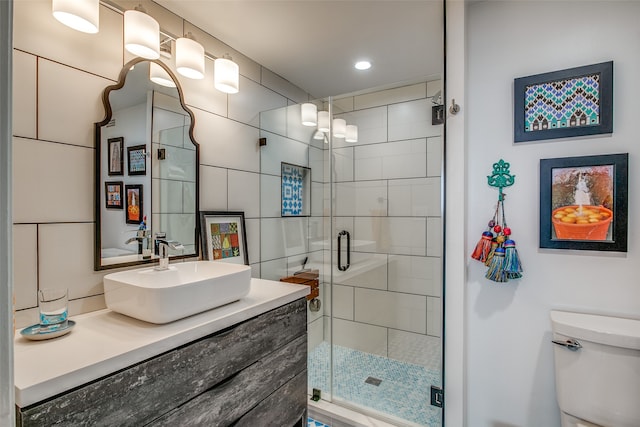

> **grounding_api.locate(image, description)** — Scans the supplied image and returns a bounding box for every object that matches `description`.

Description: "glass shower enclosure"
[259,80,443,426]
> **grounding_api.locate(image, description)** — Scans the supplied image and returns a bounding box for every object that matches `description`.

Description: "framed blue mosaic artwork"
[514,61,613,143]
[281,162,311,217]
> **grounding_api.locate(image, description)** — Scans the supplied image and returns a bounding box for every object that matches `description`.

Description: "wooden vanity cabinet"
[17,298,308,426]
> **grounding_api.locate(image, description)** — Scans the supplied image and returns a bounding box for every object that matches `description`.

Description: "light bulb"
[214,56,240,93]
[176,37,205,79]
[124,10,160,60]
[52,0,99,33]
[301,103,317,127]
[333,118,346,138]
[317,111,330,132]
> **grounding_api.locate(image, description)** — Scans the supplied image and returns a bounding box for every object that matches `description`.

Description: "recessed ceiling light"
[355,61,371,71]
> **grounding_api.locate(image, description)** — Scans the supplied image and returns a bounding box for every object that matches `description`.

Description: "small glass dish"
[20,320,75,341]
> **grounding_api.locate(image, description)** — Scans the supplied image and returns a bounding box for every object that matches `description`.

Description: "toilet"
[550,310,640,427]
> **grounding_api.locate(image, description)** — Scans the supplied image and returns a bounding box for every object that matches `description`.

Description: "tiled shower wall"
[329,83,442,368]
[12,0,313,328]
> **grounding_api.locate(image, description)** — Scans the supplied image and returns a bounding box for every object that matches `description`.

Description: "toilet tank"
[550,310,640,427]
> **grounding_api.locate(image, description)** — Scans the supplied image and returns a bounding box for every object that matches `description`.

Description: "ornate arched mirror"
[94,58,199,270]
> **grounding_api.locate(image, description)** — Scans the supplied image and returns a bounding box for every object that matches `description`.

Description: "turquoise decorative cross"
[487,159,515,201]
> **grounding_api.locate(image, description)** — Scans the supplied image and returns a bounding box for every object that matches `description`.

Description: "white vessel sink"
[104,261,251,324]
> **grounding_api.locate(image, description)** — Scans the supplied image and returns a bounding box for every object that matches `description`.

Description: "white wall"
[466,2,640,426]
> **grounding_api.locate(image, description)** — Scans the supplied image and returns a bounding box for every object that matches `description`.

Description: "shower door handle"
[337,230,350,271]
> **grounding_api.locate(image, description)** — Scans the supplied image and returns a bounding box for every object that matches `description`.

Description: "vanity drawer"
[18,298,307,427]
[149,335,307,426]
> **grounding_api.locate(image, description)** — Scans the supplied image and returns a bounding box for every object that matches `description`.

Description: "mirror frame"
[94,57,200,270]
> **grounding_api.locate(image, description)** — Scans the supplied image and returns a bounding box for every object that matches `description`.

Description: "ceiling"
[154,0,444,99]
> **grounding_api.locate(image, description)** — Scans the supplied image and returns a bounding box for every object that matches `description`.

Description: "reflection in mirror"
[95,59,199,270]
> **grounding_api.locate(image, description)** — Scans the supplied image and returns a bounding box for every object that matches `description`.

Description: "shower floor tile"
[308,342,442,426]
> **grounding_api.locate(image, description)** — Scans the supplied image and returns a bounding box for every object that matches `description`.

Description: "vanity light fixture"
[345,125,358,143]
[52,0,99,33]
[214,54,240,94]
[176,33,205,79]
[317,111,330,133]
[124,8,160,60]
[313,130,325,141]
[149,62,176,88]
[333,118,347,138]
[301,103,318,127]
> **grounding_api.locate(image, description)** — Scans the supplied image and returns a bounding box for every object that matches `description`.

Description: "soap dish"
[20,320,75,341]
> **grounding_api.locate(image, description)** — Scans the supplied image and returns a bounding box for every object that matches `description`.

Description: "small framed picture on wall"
[125,184,143,225]
[107,137,124,176]
[127,145,147,176]
[199,211,249,265]
[105,181,123,209]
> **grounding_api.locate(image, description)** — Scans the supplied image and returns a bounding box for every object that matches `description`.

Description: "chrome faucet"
[154,232,184,271]
[125,230,151,259]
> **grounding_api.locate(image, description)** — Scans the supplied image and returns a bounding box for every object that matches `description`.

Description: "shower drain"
[365,376,382,386]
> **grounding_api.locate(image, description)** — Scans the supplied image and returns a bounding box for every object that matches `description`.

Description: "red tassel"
[471,231,494,262]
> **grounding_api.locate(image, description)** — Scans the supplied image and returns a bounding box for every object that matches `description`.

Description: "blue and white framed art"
[514,61,613,143]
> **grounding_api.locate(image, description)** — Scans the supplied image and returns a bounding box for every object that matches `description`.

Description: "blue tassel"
[503,239,523,276]
[485,247,508,282]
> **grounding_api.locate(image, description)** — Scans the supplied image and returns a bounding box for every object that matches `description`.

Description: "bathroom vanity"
[14,279,309,426]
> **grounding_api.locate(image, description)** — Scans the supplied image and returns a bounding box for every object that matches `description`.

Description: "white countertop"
[14,278,309,407]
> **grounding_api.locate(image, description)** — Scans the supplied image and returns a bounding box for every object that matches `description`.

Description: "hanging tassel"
[484,240,499,266]
[503,239,523,277]
[485,247,508,282]
[471,231,494,262]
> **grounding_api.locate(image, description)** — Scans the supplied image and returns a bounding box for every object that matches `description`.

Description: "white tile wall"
[13,138,94,223]
[388,98,442,141]
[245,218,260,265]
[38,59,111,147]
[260,106,288,137]
[333,106,388,148]
[332,285,354,321]
[259,131,309,176]
[261,68,309,104]
[199,166,228,210]
[354,217,427,256]
[177,62,227,118]
[427,296,442,337]
[354,288,427,334]
[332,147,354,182]
[426,136,443,178]
[12,50,36,139]
[13,225,38,310]
[228,76,287,127]
[334,253,388,291]
[427,217,442,257]
[38,223,106,300]
[14,0,123,79]
[388,177,441,217]
[228,170,260,218]
[335,181,387,217]
[388,255,442,297]
[196,109,260,172]
[354,83,427,110]
[260,174,281,217]
[354,139,427,181]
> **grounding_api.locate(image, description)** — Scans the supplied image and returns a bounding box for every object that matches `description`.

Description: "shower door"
[307,82,444,426]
